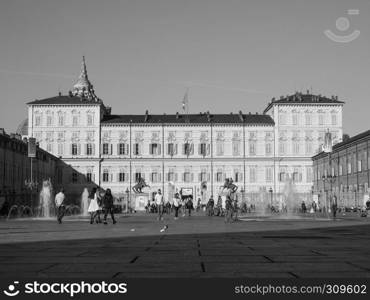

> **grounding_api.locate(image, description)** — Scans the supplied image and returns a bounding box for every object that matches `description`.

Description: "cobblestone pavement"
[0,213,369,278]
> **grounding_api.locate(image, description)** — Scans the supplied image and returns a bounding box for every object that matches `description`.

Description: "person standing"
[103,189,117,225]
[186,197,193,217]
[216,195,223,216]
[88,187,100,224]
[155,189,164,221]
[95,188,103,223]
[196,198,201,212]
[173,193,180,220]
[301,201,307,214]
[55,188,66,224]
[206,196,214,216]
[225,195,233,223]
[181,196,186,217]
[332,195,338,219]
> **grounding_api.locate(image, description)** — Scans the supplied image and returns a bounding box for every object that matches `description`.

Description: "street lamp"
[25,174,38,209]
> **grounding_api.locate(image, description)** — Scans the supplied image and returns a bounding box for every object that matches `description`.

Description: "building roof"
[264,92,344,113]
[312,130,370,160]
[27,95,103,105]
[332,130,370,150]
[102,112,275,125]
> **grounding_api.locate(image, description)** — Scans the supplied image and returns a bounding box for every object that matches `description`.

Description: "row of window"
[75,168,312,184]
[279,112,338,126]
[316,159,370,179]
[34,114,94,127]
[46,141,321,157]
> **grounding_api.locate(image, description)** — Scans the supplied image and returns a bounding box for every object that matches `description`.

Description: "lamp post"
[25,137,38,208]
[125,187,130,214]
[25,176,38,208]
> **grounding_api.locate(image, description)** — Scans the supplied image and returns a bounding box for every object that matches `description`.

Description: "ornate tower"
[72,56,100,102]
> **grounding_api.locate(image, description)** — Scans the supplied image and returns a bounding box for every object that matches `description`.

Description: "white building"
[26,58,344,205]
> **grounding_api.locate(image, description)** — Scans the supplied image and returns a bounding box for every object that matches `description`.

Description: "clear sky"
[0,0,369,136]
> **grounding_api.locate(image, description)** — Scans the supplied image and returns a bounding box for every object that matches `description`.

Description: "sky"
[0,0,369,136]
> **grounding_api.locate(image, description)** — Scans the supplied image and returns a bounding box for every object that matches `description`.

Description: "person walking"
[173,193,180,220]
[103,188,117,225]
[155,189,164,221]
[88,187,100,224]
[55,188,66,224]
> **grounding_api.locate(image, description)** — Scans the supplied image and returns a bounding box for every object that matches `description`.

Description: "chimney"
[238,110,244,122]
[144,110,149,122]
[206,111,211,122]
[176,112,180,119]
[58,91,62,96]
[68,90,73,97]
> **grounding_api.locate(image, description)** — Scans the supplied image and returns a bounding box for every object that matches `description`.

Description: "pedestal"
[134,193,149,211]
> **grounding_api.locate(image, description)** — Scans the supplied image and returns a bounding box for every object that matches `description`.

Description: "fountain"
[80,188,90,216]
[281,175,297,215]
[38,180,54,218]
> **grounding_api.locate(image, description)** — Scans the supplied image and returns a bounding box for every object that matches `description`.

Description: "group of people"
[150,189,194,221]
[54,187,117,225]
[87,187,117,224]
[205,195,238,222]
[146,190,238,223]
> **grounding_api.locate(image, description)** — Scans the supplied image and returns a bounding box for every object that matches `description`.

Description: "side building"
[0,129,61,215]
[312,130,370,209]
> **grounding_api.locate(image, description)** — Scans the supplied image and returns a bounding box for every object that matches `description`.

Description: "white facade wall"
[28,104,102,195]
[27,99,344,201]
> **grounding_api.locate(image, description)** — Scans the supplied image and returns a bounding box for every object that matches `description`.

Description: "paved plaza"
[0,213,370,278]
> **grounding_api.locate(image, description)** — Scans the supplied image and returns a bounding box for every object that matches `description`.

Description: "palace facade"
[25,58,344,205]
